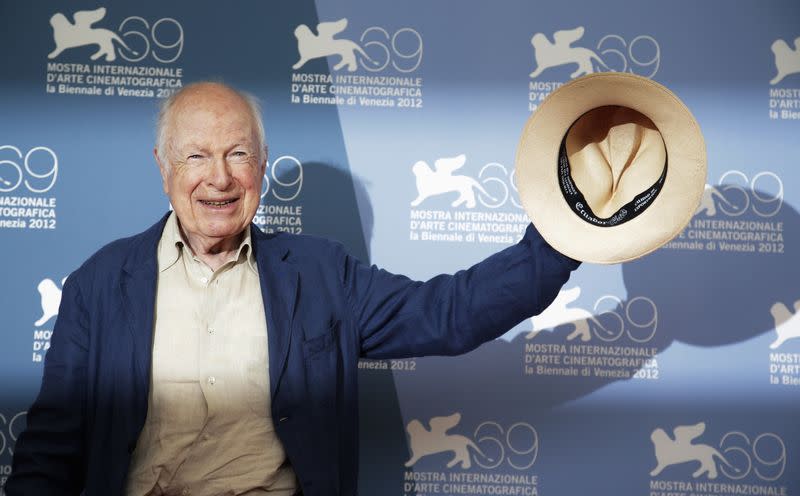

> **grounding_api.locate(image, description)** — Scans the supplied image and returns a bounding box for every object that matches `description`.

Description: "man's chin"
[200,222,248,239]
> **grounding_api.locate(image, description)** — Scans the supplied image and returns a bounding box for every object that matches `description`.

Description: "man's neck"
[180,226,245,272]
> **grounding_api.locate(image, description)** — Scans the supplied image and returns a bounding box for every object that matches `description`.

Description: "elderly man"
[7,82,579,495]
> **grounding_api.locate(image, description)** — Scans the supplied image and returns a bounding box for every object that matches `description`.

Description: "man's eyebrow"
[177,142,209,152]
[175,138,255,152]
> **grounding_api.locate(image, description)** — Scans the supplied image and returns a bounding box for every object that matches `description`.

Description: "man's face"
[156,85,265,251]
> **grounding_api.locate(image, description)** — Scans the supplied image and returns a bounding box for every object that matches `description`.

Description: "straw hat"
[516,72,706,263]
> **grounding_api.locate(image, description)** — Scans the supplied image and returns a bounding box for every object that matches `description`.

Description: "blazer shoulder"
[253,227,350,264]
[70,214,167,285]
[79,233,144,268]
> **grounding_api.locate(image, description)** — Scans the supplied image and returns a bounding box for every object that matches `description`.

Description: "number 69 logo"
[0,146,59,194]
[591,295,658,343]
[359,26,423,73]
[117,16,184,63]
[718,431,787,481]
[260,155,303,202]
[0,412,27,457]
[472,421,539,470]
[713,170,783,218]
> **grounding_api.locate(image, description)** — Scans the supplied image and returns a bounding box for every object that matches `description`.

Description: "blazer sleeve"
[5,275,88,495]
[342,223,580,359]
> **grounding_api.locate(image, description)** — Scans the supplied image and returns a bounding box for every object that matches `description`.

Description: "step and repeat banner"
[1,0,799,494]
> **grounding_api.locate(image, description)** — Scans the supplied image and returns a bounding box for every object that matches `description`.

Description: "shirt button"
[200,277,208,285]
[207,376,216,385]
[207,328,214,335]
[181,489,190,496]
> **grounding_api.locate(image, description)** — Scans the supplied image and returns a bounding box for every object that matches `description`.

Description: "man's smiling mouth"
[200,199,237,207]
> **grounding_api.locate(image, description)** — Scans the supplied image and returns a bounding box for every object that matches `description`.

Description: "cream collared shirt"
[126,213,297,496]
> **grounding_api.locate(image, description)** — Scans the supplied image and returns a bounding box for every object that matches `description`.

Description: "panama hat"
[515,72,706,264]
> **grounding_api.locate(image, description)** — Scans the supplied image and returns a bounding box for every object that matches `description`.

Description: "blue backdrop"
[1,1,799,494]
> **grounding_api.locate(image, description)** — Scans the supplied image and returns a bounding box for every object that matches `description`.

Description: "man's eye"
[183,154,208,167]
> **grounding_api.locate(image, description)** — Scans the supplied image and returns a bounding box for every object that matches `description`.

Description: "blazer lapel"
[252,226,299,399]
[121,262,157,398]
[120,214,167,423]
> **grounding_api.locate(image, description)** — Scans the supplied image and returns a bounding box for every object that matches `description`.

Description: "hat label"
[557,139,667,227]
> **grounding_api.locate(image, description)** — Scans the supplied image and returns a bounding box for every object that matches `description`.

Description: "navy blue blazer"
[7,213,579,495]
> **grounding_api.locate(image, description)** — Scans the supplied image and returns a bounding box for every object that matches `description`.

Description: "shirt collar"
[157,212,183,273]
[157,211,257,274]
[240,226,258,274]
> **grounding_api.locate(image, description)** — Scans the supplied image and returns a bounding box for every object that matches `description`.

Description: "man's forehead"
[173,89,250,118]
[157,82,264,156]
[170,94,256,132]
[175,82,245,105]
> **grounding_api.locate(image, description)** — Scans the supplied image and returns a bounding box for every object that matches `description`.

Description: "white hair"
[155,81,266,169]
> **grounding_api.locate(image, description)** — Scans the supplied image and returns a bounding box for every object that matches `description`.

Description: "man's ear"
[260,145,268,176]
[154,148,169,194]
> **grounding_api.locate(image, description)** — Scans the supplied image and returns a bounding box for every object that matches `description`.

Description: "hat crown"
[566,106,666,218]
[515,72,707,263]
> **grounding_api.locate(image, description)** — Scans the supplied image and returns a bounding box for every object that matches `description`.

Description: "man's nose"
[207,156,233,189]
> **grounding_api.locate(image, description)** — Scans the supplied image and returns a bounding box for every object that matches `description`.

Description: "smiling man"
[6,82,579,495]
[155,84,266,270]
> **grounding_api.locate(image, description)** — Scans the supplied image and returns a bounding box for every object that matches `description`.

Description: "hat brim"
[515,72,707,264]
